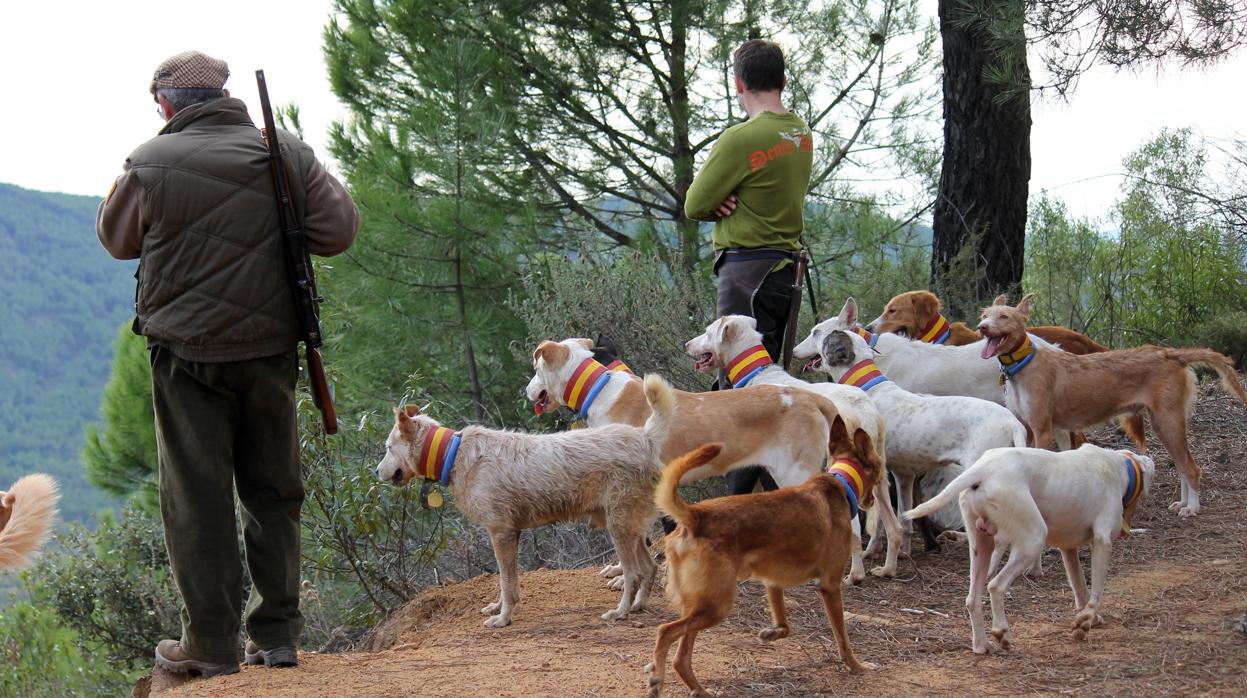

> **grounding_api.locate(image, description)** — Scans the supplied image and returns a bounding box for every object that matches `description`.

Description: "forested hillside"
[0,182,130,521]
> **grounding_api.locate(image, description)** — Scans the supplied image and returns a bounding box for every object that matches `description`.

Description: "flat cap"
[150,50,229,94]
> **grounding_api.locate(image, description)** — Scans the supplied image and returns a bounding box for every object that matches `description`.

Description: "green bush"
[0,600,131,697]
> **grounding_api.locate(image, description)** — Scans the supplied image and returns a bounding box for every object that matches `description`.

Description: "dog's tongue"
[981,335,1002,360]
[533,401,545,415]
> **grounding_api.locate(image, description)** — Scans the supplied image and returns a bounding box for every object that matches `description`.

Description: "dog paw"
[990,627,1012,651]
[758,626,789,642]
[690,689,714,698]
[851,660,878,673]
[645,675,661,698]
[602,608,629,622]
[1178,505,1199,518]
[600,562,623,579]
[869,565,896,578]
[480,602,501,615]
[484,614,512,628]
[1168,500,1183,512]
[607,575,626,591]
[843,571,866,586]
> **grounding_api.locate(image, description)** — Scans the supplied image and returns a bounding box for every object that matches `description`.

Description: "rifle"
[780,248,809,372]
[255,69,338,434]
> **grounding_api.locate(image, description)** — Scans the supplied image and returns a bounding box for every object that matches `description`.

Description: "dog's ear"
[720,317,737,344]
[838,297,859,325]
[1016,293,1033,318]
[992,294,1009,306]
[820,331,856,367]
[533,340,570,369]
[829,414,849,449]
[914,291,941,321]
[395,405,416,423]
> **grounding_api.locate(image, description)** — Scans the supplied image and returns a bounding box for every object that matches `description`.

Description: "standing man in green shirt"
[685,39,813,495]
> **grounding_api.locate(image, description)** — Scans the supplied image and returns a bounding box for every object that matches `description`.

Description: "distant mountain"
[0,182,132,521]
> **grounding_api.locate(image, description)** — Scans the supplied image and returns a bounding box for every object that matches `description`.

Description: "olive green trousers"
[150,345,304,663]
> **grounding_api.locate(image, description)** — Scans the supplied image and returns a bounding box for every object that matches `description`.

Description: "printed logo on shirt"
[748,128,813,172]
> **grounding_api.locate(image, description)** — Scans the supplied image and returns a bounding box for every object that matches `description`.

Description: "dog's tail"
[1166,348,1247,407]
[642,374,676,455]
[904,463,982,521]
[655,443,723,532]
[0,473,60,571]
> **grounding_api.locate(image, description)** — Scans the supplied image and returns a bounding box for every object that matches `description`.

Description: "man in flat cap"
[97,50,359,677]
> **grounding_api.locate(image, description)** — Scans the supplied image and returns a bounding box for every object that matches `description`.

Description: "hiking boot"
[244,640,298,668]
[154,639,240,677]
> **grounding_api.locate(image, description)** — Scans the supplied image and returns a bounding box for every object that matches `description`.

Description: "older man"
[97,50,359,676]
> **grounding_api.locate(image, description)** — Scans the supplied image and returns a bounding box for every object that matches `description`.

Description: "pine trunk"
[931,0,1032,318]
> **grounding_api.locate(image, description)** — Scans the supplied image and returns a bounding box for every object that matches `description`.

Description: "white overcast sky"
[2,1,1244,221]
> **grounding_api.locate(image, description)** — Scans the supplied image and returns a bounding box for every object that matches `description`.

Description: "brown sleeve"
[96,165,147,260]
[301,157,359,257]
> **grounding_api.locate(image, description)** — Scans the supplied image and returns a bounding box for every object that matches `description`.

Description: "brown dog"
[872,289,1147,448]
[645,416,879,697]
[979,294,1247,517]
[0,474,60,571]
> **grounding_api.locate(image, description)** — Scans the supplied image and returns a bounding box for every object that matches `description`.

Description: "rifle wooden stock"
[306,347,338,434]
[780,250,808,372]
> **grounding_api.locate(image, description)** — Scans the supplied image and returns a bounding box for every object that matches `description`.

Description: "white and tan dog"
[906,444,1155,653]
[377,374,677,627]
[526,339,845,489]
[0,474,60,571]
[809,329,1029,556]
[685,315,904,581]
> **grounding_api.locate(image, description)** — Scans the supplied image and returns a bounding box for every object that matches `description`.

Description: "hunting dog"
[0,474,59,571]
[685,315,904,582]
[978,294,1247,517]
[906,445,1155,653]
[376,374,677,627]
[808,328,1029,557]
[646,417,879,697]
[526,338,845,489]
[870,289,1147,448]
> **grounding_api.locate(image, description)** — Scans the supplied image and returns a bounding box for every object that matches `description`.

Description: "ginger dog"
[0,474,60,571]
[871,289,1146,448]
[906,445,1155,653]
[646,416,879,698]
[979,294,1247,516]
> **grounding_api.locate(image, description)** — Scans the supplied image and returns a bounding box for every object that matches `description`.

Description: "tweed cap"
[150,51,229,94]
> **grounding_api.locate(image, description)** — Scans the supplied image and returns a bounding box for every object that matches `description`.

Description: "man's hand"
[714,193,738,219]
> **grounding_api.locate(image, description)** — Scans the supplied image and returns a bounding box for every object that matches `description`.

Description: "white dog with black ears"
[376,374,677,628]
[685,314,904,582]
[905,444,1155,653]
[807,327,1030,558]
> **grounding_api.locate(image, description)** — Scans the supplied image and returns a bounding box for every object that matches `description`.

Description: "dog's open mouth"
[391,469,406,486]
[803,356,823,372]
[981,333,1004,359]
[692,352,715,373]
[533,389,553,415]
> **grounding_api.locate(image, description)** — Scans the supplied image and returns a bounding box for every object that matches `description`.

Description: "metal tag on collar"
[420,480,444,509]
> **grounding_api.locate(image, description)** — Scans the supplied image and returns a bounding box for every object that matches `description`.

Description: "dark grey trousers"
[150,345,304,663]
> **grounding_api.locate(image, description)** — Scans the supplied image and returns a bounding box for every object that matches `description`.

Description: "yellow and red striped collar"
[851,326,879,348]
[1120,454,1145,537]
[418,425,462,486]
[839,357,888,391]
[918,313,951,344]
[725,344,773,387]
[562,358,612,417]
[605,359,634,375]
[997,334,1036,378]
[828,458,866,518]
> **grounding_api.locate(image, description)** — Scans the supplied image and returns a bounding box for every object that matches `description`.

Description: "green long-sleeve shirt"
[685,110,813,252]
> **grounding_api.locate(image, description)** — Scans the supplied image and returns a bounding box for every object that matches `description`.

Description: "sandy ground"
[148,384,1247,697]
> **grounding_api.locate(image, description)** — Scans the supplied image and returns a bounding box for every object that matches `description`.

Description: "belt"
[717,247,800,264]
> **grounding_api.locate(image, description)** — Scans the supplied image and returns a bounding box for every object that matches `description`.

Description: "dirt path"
[152,386,1247,697]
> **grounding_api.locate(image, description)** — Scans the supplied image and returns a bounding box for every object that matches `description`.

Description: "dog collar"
[918,313,951,344]
[605,359,635,375]
[419,425,462,486]
[839,358,888,391]
[726,344,773,388]
[851,326,880,348]
[997,334,1035,379]
[563,357,613,418]
[828,458,866,518]
[1120,454,1145,537]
